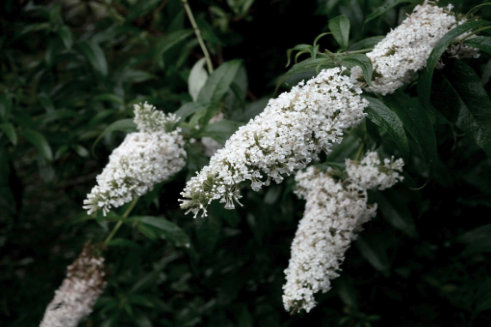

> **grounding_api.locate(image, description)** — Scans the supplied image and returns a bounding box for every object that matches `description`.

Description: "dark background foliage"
[1,0,491,326]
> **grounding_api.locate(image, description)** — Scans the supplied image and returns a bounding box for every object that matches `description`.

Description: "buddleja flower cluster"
[351,1,479,95]
[84,102,186,216]
[39,243,106,327]
[180,67,368,217]
[283,152,404,314]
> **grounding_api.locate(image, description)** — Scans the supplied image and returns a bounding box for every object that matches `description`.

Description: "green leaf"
[0,93,13,120]
[174,102,208,120]
[126,0,162,21]
[431,60,491,158]
[0,123,17,145]
[286,44,312,67]
[121,70,156,84]
[457,224,491,255]
[341,54,373,85]
[463,36,491,55]
[38,94,55,113]
[93,93,124,105]
[276,58,336,92]
[133,310,154,327]
[107,238,143,251]
[155,30,193,68]
[385,92,437,169]
[72,144,89,158]
[197,59,243,124]
[328,15,350,49]
[127,295,155,308]
[195,211,221,254]
[92,119,137,155]
[363,96,409,161]
[467,3,491,17]
[76,40,108,76]
[356,234,389,274]
[197,59,243,104]
[40,109,79,124]
[195,120,244,144]
[133,216,191,248]
[58,25,73,49]
[189,58,209,101]
[364,0,413,24]
[348,36,384,51]
[370,191,417,237]
[22,130,53,161]
[196,17,223,45]
[419,20,491,107]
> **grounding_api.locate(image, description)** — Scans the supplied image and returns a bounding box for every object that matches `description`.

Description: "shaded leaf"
[419,20,491,107]
[363,96,409,161]
[385,92,436,169]
[0,123,17,145]
[92,119,137,155]
[155,30,193,68]
[356,234,389,274]
[76,40,108,76]
[22,130,52,161]
[341,54,373,85]
[134,216,191,248]
[58,25,73,49]
[431,60,491,158]
[364,0,413,24]
[195,120,244,144]
[348,36,384,51]
[328,15,350,49]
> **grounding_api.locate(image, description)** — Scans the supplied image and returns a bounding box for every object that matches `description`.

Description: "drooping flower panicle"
[283,152,404,313]
[351,1,479,95]
[180,67,368,217]
[39,243,106,327]
[83,102,186,215]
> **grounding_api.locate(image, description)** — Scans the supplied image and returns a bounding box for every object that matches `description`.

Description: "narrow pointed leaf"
[76,40,108,76]
[385,92,436,169]
[364,0,413,24]
[431,60,491,158]
[341,54,373,85]
[22,130,52,161]
[419,20,491,107]
[363,96,409,161]
[328,15,350,49]
[0,123,17,145]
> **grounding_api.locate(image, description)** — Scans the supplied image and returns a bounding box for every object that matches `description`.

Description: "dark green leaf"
[363,96,409,161]
[121,70,156,84]
[364,0,413,24]
[197,59,243,104]
[76,40,108,76]
[126,0,162,21]
[0,93,13,120]
[328,15,350,49]
[463,36,491,55]
[370,191,417,237]
[341,54,373,85]
[133,216,191,248]
[92,119,137,155]
[195,211,221,253]
[286,44,312,67]
[195,120,244,144]
[155,30,193,68]
[93,94,124,105]
[385,92,437,169]
[431,60,491,158]
[419,20,491,107]
[72,144,89,157]
[356,234,389,274]
[22,130,53,161]
[457,224,491,255]
[133,310,154,327]
[58,25,73,49]
[276,58,336,92]
[107,238,143,251]
[348,36,384,51]
[0,123,17,145]
[196,17,223,45]
[174,102,208,120]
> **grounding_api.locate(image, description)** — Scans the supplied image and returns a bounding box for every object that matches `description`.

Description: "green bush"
[2,0,491,326]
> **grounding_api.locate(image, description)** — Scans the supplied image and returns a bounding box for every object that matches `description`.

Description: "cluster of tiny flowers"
[351,1,479,95]
[83,103,186,215]
[180,67,368,217]
[283,152,404,314]
[345,151,404,190]
[134,101,181,133]
[39,243,106,327]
